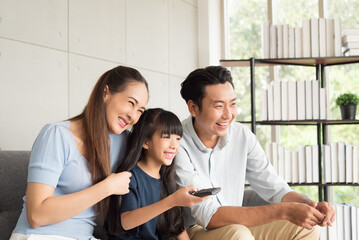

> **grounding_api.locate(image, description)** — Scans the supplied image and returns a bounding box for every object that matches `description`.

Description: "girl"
[10,66,149,240]
[106,108,208,240]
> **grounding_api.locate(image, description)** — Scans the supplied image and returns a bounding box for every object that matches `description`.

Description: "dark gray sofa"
[0,151,268,240]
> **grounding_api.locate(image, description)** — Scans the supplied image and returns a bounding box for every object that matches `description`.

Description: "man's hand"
[283,202,325,230]
[315,201,335,227]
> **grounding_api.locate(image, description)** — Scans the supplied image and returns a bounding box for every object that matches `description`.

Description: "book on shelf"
[305,80,313,119]
[323,144,332,183]
[342,35,359,44]
[270,25,277,58]
[302,19,311,58]
[283,24,289,58]
[297,81,306,120]
[338,142,346,183]
[336,204,344,240]
[278,145,285,178]
[284,149,292,182]
[342,28,359,36]
[268,84,274,120]
[288,81,297,120]
[273,81,281,120]
[320,88,327,120]
[343,42,359,49]
[328,204,338,240]
[298,145,306,183]
[277,25,284,58]
[289,28,295,58]
[343,204,351,240]
[353,146,358,183]
[312,145,319,182]
[330,142,339,183]
[272,142,278,174]
[319,18,327,57]
[292,150,299,183]
[305,145,313,183]
[310,18,319,58]
[295,27,303,58]
[281,81,288,121]
[326,19,335,57]
[344,48,359,56]
[312,80,320,119]
[334,17,342,57]
[350,204,357,240]
[261,21,270,59]
[345,145,353,183]
[260,89,268,121]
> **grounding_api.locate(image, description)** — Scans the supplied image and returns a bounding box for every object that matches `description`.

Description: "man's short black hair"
[180,66,234,111]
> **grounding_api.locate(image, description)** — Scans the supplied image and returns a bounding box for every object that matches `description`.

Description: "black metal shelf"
[222,56,359,202]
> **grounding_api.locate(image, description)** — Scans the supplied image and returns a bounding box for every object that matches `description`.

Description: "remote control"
[188,187,221,197]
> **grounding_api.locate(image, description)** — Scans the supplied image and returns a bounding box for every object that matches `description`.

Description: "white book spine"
[338,142,346,183]
[312,80,319,119]
[302,19,311,58]
[312,145,319,182]
[320,226,328,240]
[343,205,351,240]
[277,25,283,58]
[260,89,268,121]
[288,81,297,120]
[323,144,332,183]
[336,204,344,240]
[345,145,353,183]
[289,28,295,58]
[353,146,359,184]
[334,17,342,57]
[272,142,278,173]
[292,150,299,183]
[270,25,277,58]
[328,204,338,240]
[262,21,270,58]
[285,149,292,182]
[268,83,274,121]
[311,18,319,58]
[305,80,313,119]
[298,145,306,183]
[320,88,327,120]
[295,27,303,58]
[281,81,288,121]
[330,142,339,183]
[278,145,285,178]
[273,81,282,121]
[297,81,306,120]
[326,19,335,57]
[305,145,313,183]
[350,205,357,240]
[319,18,327,57]
[283,24,289,58]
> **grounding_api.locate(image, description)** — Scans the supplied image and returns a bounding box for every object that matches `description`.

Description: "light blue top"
[174,117,292,228]
[13,121,129,240]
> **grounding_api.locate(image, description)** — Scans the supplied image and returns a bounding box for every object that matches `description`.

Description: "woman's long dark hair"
[70,66,148,219]
[106,108,185,237]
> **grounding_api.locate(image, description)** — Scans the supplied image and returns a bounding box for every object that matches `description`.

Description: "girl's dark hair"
[106,108,185,237]
[70,66,148,219]
[180,65,234,111]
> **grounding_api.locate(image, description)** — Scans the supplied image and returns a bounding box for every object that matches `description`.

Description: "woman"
[10,66,149,240]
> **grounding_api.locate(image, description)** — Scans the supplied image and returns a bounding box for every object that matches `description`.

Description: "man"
[174,66,335,240]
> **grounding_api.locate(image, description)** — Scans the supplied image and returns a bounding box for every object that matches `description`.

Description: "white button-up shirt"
[174,116,292,228]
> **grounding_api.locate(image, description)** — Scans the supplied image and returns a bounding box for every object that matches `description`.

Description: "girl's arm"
[26,172,131,228]
[121,185,207,230]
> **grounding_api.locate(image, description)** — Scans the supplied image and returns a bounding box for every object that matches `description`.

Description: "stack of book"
[323,143,359,184]
[343,28,359,56]
[265,142,320,184]
[260,80,327,121]
[320,203,359,240]
[261,18,342,59]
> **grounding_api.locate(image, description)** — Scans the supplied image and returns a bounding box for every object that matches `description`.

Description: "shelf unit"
[220,56,359,202]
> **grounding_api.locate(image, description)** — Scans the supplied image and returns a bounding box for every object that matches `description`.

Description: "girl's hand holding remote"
[170,185,209,207]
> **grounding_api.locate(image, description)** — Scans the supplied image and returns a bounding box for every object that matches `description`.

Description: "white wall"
[0,0,198,150]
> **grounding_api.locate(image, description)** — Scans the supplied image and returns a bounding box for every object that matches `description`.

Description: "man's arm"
[207,201,325,230]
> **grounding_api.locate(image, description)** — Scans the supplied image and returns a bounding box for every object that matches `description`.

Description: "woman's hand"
[169,185,209,207]
[104,171,132,195]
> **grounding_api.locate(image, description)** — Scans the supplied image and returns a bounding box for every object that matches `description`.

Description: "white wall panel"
[140,69,170,110]
[0,39,68,150]
[68,54,117,117]
[69,0,126,63]
[0,0,67,50]
[169,0,198,77]
[169,76,189,120]
[126,0,168,73]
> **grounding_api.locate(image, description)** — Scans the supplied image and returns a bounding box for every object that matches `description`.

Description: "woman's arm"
[121,185,207,230]
[26,172,131,228]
